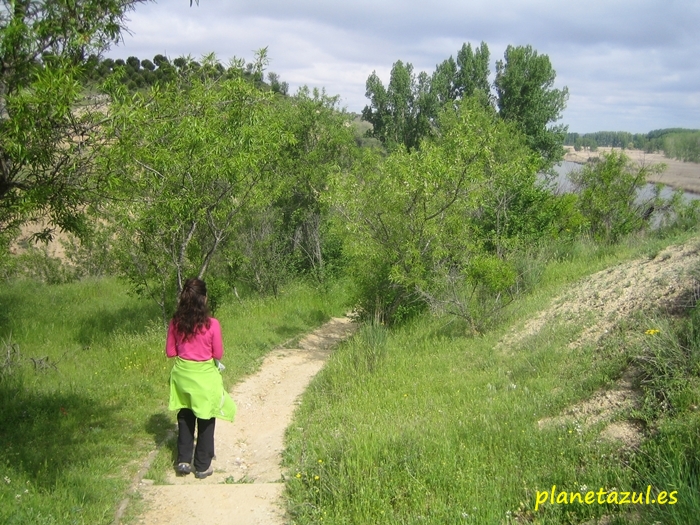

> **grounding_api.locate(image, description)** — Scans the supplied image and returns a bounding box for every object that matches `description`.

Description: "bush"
[571,151,665,242]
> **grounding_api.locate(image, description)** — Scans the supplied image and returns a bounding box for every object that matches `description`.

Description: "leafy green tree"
[0,0,147,239]
[126,55,140,71]
[361,42,492,153]
[455,41,490,101]
[495,44,569,169]
[271,87,355,280]
[430,56,458,108]
[101,53,293,316]
[333,97,542,326]
[427,42,492,122]
[570,151,665,242]
[362,60,432,152]
[153,54,169,68]
[140,58,155,71]
[266,71,288,95]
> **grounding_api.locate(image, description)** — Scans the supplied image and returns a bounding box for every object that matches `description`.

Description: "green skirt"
[169,357,236,421]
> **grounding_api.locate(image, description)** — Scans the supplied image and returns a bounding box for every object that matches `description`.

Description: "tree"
[362,42,492,152]
[494,44,569,169]
[455,41,490,101]
[362,60,433,152]
[333,97,542,326]
[101,53,293,317]
[270,87,355,281]
[570,151,665,242]
[140,58,155,71]
[0,0,148,240]
[126,55,140,71]
[153,54,169,68]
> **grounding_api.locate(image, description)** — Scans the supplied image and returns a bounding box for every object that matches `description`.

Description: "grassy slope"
[283,232,700,525]
[0,278,348,525]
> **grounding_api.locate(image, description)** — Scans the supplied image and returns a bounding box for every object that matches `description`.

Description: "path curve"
[135,316,357,525]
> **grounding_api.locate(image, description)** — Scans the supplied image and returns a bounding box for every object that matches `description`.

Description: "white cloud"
[108,0,700,132]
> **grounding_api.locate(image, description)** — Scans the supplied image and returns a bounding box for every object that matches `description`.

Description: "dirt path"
[133,316,357,525]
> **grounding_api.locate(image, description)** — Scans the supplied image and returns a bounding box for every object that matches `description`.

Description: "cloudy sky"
[107,1,700,134]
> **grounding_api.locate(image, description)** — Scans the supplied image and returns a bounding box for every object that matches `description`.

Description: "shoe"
[195,466,213,479]
[176,462,192,475]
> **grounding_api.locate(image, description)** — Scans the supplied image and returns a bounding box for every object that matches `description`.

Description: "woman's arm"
[165,321,178,358]
[210,318,224,360]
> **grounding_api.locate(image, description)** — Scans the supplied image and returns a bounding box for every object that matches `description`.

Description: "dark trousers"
[177,408,216,471]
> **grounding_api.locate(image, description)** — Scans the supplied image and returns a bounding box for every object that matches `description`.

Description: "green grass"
[283,232,700,524]
[0,277,349,524]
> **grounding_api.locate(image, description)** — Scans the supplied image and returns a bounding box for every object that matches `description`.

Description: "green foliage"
[619,295,700,523]
[99,54,356,315]
[284,234,700,524]
[269,87,356,283]
[230,208,294,297]
[664,131,700,163]
[362,41,568,169]
[333,97,567,326]
[284,297,634,524]
[454,42,491,101]
[570,151,665,242]
[495,45,569,170]
[100,52,293,316]
[565,128,700,159]
[361,60,433,152]
[361,42,492,153]
[82,50,289,94]
[0,0,147,239]
[0,276,348,524]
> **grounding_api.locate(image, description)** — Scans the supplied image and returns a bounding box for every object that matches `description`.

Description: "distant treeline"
[81,52,289,94]
[566,129,700,162]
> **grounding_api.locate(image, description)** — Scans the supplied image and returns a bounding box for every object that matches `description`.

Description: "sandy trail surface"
[134,316,357,525]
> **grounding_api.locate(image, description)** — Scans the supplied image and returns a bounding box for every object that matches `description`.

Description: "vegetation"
[0,277,348,524]
[362,42,568,169]
[100,51,295,316]
[570,151,665,242]
[495,44,569,168]
[80,51,290,95]
[1,4,700,524]
[334,97,577,326]
[565,129,700,163]
[284,233,700,525]
[0,0,148,241]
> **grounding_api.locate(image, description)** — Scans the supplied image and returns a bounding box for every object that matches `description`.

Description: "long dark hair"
[172,278,211,338]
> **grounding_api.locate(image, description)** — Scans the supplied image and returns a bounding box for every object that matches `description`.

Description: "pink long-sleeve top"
[165,317,223,361]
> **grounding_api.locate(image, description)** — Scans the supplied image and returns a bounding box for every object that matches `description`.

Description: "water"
[548,161,700,203]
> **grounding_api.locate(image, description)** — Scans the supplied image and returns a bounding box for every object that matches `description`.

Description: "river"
[549,161,700,203]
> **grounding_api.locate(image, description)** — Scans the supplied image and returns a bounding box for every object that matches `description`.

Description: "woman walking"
[166,278,236,479]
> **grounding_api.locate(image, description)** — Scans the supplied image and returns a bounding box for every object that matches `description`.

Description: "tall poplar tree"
[495,44,569,169]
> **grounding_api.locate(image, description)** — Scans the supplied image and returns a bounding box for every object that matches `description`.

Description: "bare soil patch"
[519,240,700,450]
[499,241,700,352]
[564,146,700,195]
[131,316,357,525]
[538,367,644,449]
